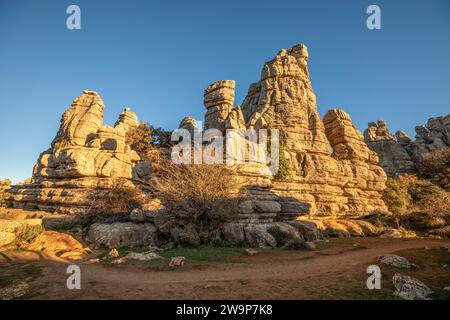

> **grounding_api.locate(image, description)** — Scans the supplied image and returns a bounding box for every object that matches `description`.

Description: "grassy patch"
[111,246,247,268]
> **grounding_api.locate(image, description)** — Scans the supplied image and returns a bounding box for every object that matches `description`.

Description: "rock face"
[8,44,389,221]
[204,44,388,218]
[7,90,142,214]
[364,121,416,176]
[364,116,450,176]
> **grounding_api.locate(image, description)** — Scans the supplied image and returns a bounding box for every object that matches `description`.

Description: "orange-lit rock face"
[8,91,142,214]
[203,44,388,219]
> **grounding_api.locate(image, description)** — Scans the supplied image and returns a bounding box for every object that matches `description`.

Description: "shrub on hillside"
[382,175,450,234]
[416,147,450,190]
[152,159,241,246]
[382,178,411,215]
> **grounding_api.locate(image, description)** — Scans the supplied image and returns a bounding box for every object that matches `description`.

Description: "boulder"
[378,255,418,269]
[287,220,323,241]
[392,274,433,300]
[129,208,146,223]
[125,251,161,261]
[244,224,277,248]
[169,256,186,267]
[265,222,304,245]
[221,223,246,244]
[86,222,157,248]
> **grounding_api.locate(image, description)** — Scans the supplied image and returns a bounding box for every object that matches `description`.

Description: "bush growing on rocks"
[152,159,241,246]
[126,122,153,159]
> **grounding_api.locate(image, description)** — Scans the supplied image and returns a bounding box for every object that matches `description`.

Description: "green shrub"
[382,177,411,215]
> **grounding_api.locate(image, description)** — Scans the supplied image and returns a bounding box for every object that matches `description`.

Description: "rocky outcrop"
[206,44,388,219]
[364,115,450,177]
[364,120,416,176]
[7,90,143,214]
[408,115,450,161]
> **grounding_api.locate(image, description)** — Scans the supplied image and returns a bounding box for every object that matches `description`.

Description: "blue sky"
[0,0,449,182]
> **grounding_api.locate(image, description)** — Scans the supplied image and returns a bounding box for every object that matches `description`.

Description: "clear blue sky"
[1,0,449,183]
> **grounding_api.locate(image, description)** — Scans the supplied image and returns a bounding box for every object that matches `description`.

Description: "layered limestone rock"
[408,114,450,161]
[7,91,142,214]
[364,115,449,176]
[363,120,416,176]
[203,80,246,131]
[203,44,388,220]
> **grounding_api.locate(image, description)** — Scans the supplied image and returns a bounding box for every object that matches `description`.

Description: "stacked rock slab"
[364,115,450,177]
[7,91,142,214]
[202,44,388,221]
[363,120,416,176]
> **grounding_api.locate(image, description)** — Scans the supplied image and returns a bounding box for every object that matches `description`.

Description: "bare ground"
[1,237,449,299]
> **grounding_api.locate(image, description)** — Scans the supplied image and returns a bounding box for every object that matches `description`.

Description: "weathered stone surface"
[7,91,143,214]
[221,223,246,243]
[206,44,388,219]
[378,254,418,269]
[364,120,416,176]
[287,220,323,241]
[125,251,161,261]
[364,115,449,177]
[86,222,157,248]
[392,274,433,300]
[169,256,186,267]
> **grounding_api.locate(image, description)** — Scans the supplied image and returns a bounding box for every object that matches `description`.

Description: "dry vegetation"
[152,157,241,246]
[416,147,450,191]
[88,179,148,221]
[382,175,450,237]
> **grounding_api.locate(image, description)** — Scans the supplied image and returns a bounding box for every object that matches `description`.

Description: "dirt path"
[5,238,450,299]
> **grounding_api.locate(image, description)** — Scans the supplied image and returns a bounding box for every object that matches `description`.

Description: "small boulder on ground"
[266,222,304,246]
[86,222,157,248]
[125,251,161,261]
[378,254,418,269]
[244,225,277,248]
[392,273,433,300]
[129,208,146,223]
[169,256,186,267]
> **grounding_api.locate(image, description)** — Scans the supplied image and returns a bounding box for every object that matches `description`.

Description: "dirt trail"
[5,238,450,299]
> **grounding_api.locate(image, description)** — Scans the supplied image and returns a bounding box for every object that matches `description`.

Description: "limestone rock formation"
[363,120,416,176]
[204,44,388,219]
[7,91,143,214]
[364,115,450,176]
